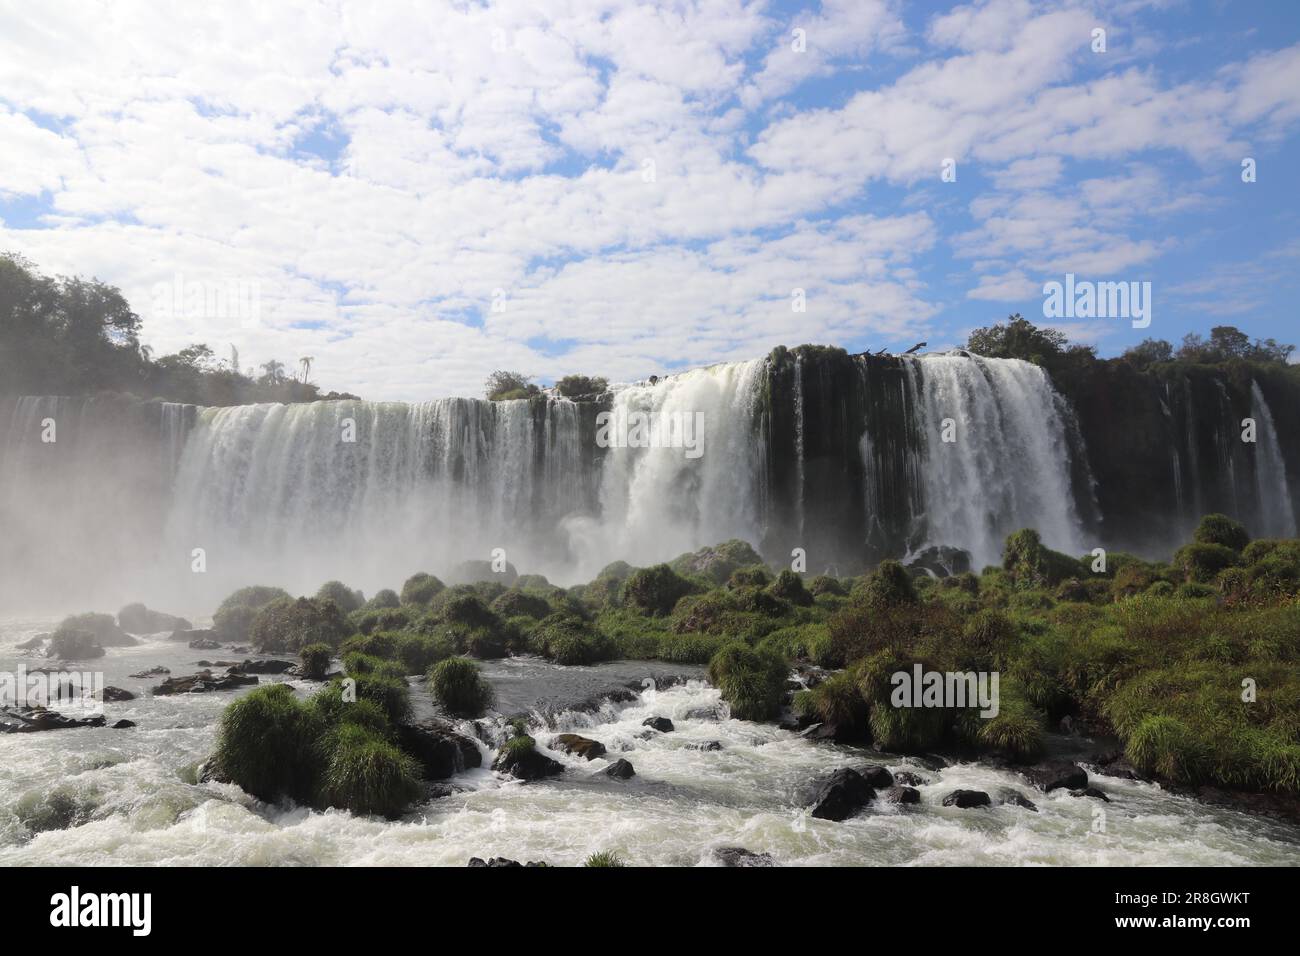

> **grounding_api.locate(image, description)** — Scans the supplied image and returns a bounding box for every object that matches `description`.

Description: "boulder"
[492,739,565,781]
[170,628,216,643]
[112,719,136,729]
[683,705,720,721]
[908,754,947,772]
[467,857,522,867]
[152,670,258,695]
[994,787,1038,811]
[117,603,192,634]
[100,687,135,702]
[893,770,926,787]
[603,758,635,780]
[128,666,170,678]
[809,768,876,821]
[1069,787,1110,802]
[1024,760,1088,792]
[396,721,483,780]
[232,659,296,675]
[942,789,991,809]
[905,545,972,579]
[0,707,107,733]
[858,764,894,788]
[188,638,222,650]
[883,785,920,805]
[550,733,607,760]
[642,717,674,733]
[713,847,776,867]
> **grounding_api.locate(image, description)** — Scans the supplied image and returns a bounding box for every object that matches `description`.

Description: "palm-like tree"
[260,359,286,384]
[299,356,314,384]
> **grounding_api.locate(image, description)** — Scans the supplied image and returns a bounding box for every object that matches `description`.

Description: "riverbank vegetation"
[203,512,1300,818]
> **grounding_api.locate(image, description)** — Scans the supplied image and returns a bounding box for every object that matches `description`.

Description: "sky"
[1,0,1298,401]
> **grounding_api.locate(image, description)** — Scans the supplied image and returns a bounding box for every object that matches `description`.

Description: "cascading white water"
[1250,381,1297,538]
[902,355,1087,569]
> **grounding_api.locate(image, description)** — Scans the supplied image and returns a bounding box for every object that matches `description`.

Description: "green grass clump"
[213,684,323,803]
[299,642,333,680]
[428,657,495,717]
[250,596,352,653]
[316,580,365,614]
[622,563,697,616]
[400,572,445,606]
[583,851,627,867]
[315,724,422,819]
[1125,715,1207,785]
[707,641,788,721]
[528,612,616,664]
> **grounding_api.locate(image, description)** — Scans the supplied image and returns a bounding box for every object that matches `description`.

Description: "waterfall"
[903,354,1088,570]
[1250,381,1297,538]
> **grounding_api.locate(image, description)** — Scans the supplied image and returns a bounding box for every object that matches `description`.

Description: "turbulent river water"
[3,619,1298,867]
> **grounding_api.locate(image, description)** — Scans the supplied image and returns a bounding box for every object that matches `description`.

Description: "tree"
[967,315,1068,364]
[555,374,609,399]
[485,370,539,401]
[1122,338,1174,369]
[299,356,314,384]
[259,359,287,385]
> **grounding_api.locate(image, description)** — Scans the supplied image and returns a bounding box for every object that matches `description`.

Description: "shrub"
[309,685,394,738]
[315,724,422,818]
[1125,715,1207,784]
[670,539,764,586]
[808,574,845,597]
[214,586,291,641]
[48,629,103,659]
[316,580,365,614]
[1176,582,1216,600]
[555,374,609,399]
[804,670,868,736]
[516,574,551,590]
[299,643,333,680]
[491,589,552,620]
[1002,529,1083,588]
[1173,542,1238,583]
[400,572,445,606]
[350,606,414,635]
[347,670,412,724]
[366,589,401,609]
[583,851,627,867]
[529,612,615,665]
[55,612,131,646]
[622,564,696,616]
[213,684,322,803]
[961,609,1016,670]
[250,597,352,652]
[977,705,1044,763]
[438,592,499,630]
[395,632,455,672]
[858,560,918,610]
[428,657,495,717]
[766,569,813,607]
[1193,513,1249,552]
[727,566,771,589]
[707,641,788,721]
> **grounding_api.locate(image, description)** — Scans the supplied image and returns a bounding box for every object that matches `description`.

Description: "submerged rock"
[994,787,1038,811]
[604,758,635,779]
[128,666,170,678]
[893,770,926,787]
[1069,787,1111,802]
[232,659,296,674]
[397,720,483,780]
[858,764,894,788]
[642,716,674,733]
[713,847,776,867]
[492,737,565,781]
[112,719,136,729]
[152,670,258,695]
[942,789,991,809]
[809,768,876,821]
[550,733,607,760]
[884,786,921,805]
[188,638,222,650]
[467,857,548,867]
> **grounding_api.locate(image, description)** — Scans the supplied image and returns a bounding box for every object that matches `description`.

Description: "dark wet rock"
[1069,787,1111,802]
[232,659,295,674]
[778,708,816,732]
[397,720,483,780]
[1089,749,1145,781]
[100,686,135,702]
[188,638,222,650]
[994,787,1038,811]
[468,857,522,867]
[492,739,565,781]
[604,758,635,779]
[800,721,861,743]
[858,764,894,788]
[883,785,920,805]
[170,628,215,643]
[908,754,947,772]
[809,768,876,821]
[550,733,607,760]
[118,603,192,634]
[128,666,170,678]
[893,770,926,787]
[1058,715,1079,736]
[905,545,972,579]
[713,847,776,867]
[197,756,231,784]
[152,670,258,695]
[687,740,723,752]
[112,719,136,729]
[642,716,674,733]
[0,707,107,733]
[942,789,991,809]
[1025,760,1088,792]
[683,705,720,721]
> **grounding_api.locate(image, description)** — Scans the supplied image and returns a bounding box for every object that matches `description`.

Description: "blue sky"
[1,0,1298,399]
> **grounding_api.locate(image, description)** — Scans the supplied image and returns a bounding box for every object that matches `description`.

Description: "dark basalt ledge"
[152,670,259,695]
[713,847,777,867]
[0,707,106,733]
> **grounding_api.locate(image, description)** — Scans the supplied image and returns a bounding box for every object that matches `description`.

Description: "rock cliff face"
[2,349,1295,607]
